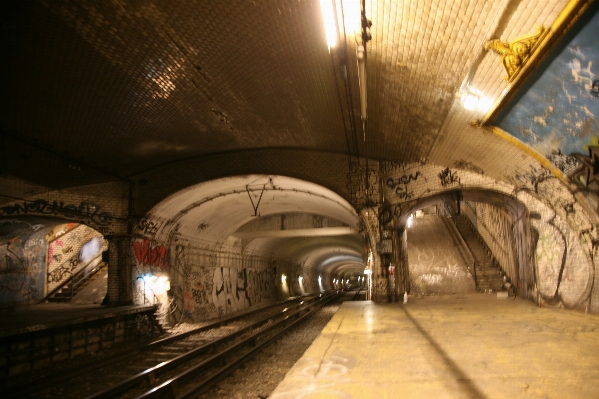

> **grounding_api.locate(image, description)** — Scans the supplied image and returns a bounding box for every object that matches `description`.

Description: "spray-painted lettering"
[0,199,113,226]
[133,239,168,270]
[439,168,460,187]
[136,218,163,236]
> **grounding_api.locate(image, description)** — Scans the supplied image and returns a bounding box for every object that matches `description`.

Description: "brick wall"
[0,181,129,235]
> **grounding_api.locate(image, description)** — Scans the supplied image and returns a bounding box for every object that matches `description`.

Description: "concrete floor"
[270,294,599,398]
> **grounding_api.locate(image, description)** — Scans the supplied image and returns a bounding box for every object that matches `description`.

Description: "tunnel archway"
[391,188,593,309]
[0,217,108,307]
[133,175,368,322]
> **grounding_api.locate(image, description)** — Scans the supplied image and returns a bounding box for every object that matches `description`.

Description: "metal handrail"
[441,215,477,285]
[45,255,105,300]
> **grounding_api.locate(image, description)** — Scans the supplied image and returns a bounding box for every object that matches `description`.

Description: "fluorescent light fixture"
[320,0,337,50]
[342,0,361,34]
[407,215,413,228]
[298,276,304,284]
[357,44,367,120]
[282,274,287,283]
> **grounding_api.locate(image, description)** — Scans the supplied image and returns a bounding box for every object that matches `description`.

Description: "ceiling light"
[319,0,337,50]
[357,44,367,120]
[461,87,493,113]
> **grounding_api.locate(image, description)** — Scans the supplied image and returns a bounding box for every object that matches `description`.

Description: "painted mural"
[496,9,599,175]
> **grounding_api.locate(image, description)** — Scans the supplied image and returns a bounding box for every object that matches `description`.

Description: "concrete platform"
[270,294,599,398]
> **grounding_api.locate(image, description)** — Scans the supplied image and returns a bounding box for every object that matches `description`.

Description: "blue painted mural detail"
[497,11,599,172]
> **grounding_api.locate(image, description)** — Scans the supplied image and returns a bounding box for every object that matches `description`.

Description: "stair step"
[455,215,508,293]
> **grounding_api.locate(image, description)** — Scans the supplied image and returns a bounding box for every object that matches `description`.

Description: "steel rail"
[85,295,326,399]
[7,295,318,399]
[138,293,340,399]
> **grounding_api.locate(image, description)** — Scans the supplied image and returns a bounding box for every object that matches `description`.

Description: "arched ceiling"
[0,0,587,192]
[145,175,365,276]
[1,0,596,277]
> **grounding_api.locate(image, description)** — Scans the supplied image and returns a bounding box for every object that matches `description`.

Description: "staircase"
[48,262,108,303]
[455,215,505,293]
[153,308,169,332]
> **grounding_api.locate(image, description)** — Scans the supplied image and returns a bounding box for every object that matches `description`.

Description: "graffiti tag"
[439,168,460,187]
[0,199,113,226]
[133,239,168,270]
[136,218,163,236]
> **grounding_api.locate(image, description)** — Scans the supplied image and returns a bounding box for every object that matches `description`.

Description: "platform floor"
[270,294,599,399]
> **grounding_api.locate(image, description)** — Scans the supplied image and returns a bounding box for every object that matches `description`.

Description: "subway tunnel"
[1,0,599,396]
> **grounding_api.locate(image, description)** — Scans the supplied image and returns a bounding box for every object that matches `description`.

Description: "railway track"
[10,292,340,399]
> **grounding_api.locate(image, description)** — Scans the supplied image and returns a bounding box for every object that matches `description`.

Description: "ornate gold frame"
[480,0,596,126]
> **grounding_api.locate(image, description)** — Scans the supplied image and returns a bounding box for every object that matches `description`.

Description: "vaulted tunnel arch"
[390,187,592,308]
[132,175,369,321]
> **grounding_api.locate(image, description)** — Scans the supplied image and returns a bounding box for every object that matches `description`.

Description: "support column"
[393,228,410,298]
[103,235,133,306]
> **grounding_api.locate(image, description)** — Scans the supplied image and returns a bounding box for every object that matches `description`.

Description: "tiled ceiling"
[0,0,572,187]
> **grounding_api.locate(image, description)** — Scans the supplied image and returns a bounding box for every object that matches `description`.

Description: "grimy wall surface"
[2,150,599,316]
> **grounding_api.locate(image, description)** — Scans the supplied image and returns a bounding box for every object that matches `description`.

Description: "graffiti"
[0,199,113,226]
[535,228,565,296]
[514,165,549,188]
[133,239,168,270]
[453,159,484,174]
[386,172,422,199]
[386,172,422,188]
[381,161,408,174]
[438,168,460,187]
[0,219,45,231]
[191,285,209,305]
[547,152,580,174]
[136,218,163,236]
[395,185,415,199]
[432,264,466,278]
[419,273,443,285]
[247,269,275,304]
[212,267,249,315]
[47,254,80,283]
[184,291,194,310]
[0,242,27,293]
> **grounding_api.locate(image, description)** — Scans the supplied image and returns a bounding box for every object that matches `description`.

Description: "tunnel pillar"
[103,235,134,306]
[393,228,410,298]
